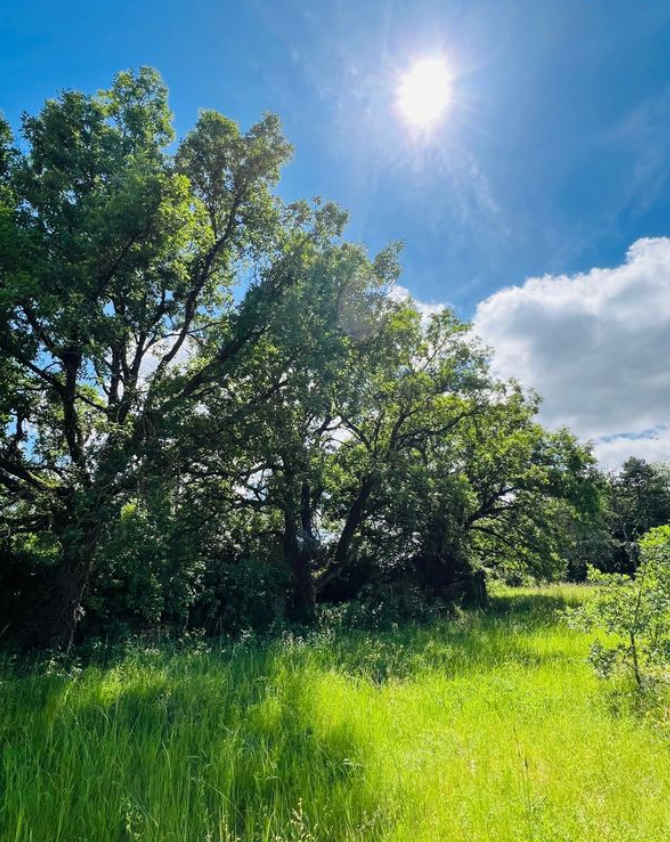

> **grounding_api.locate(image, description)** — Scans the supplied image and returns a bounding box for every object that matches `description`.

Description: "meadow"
[1,586,669,842]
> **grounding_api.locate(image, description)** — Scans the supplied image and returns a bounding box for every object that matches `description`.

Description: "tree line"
[0,69,664,650]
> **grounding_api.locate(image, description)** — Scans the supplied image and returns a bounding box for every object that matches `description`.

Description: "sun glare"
[397,58,452,129]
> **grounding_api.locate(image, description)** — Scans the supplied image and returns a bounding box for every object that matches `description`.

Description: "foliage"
[575,525,670,688]
[0,69,601,648]
[604,458,670,573]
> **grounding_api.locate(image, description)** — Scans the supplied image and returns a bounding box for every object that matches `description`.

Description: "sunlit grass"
[1,585,668,841]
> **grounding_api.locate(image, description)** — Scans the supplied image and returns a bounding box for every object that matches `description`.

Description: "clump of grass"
[1,585,669,841]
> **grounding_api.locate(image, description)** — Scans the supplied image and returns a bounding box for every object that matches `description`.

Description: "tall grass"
[1,585,668,841]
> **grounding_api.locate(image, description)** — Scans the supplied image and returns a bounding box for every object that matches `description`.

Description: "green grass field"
[1,586,668,842]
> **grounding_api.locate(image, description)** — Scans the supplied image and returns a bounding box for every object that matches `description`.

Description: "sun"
[397,58,452,129]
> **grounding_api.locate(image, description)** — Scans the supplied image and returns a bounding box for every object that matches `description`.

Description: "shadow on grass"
[0,647,389,842]
[311,587,591,685]
[488,586,591,621]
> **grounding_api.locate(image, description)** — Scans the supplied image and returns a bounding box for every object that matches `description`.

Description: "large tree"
[0,69,602,647]
[150,210,401,621]
[167,290,599,616]
[0,69,311,646]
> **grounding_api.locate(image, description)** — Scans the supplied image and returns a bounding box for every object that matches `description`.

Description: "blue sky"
[3,0,670,461]
[3,0,670,312]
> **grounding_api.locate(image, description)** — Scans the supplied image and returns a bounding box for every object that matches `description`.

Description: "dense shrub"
[574,525,670,688]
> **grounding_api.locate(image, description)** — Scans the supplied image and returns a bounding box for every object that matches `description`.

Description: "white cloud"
[594,428,670,471]
[473,237,670,466]
[390,284,446,327]
[140,336,196,383]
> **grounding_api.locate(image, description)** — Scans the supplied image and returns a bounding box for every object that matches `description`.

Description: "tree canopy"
[0,69,601,648]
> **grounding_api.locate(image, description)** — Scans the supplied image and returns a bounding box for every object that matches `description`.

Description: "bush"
[317,582,449,633]
[574,525,670,688]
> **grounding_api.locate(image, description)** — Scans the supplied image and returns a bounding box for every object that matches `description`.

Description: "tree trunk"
[283,486,317,622]
[318,475,375,601]
[34,498,101,650]
[334,475,374,566]
[45,548,92,650]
